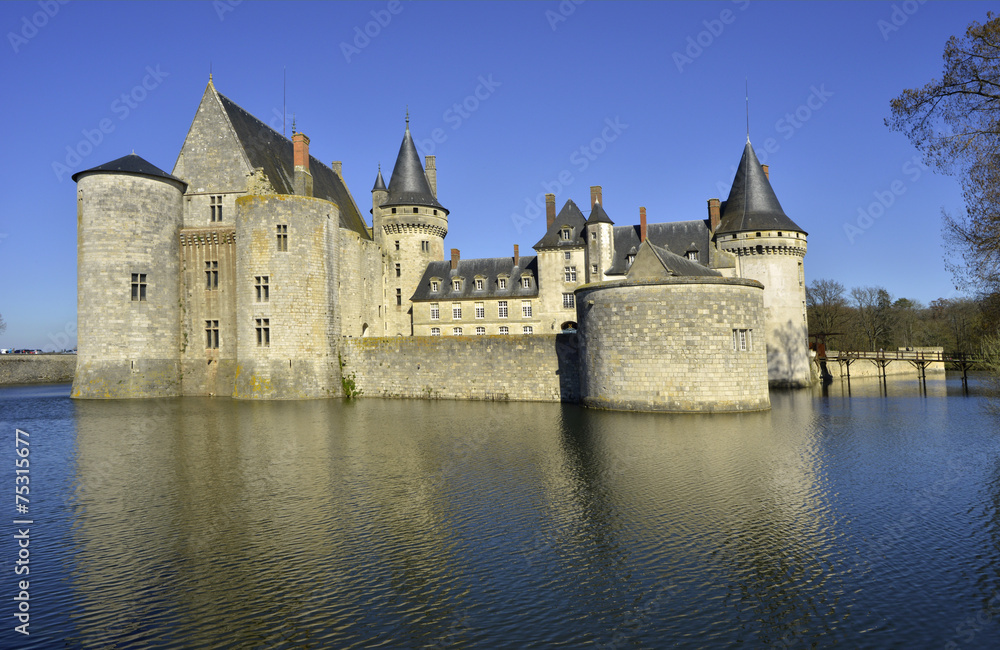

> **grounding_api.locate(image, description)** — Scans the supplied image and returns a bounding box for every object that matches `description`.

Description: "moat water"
[1,376,999,649]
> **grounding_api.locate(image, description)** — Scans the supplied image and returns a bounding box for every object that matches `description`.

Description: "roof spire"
[405,106,409,130]
[745,78,750,144]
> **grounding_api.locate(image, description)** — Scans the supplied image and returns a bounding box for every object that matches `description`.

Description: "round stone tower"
[372,119,449,336]
[72,154,186,398]
[715,141,810,387]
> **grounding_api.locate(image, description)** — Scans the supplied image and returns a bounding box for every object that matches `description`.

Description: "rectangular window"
[564,266,577,282]
[395,240,400,250]
[421,240,429,252]
[476,326,486,335]
[498,278,507,290]
[276,224,288,251]
[431,280,439,292]
[205,320,219,349]
[255,276,269,303]
[453,279,462,291]
[430,303,440,320]
[560,227,571,241]
[205,261,219,290]
[521,276,531,288]
[523,326,533,335]
[591,231,597,241]
[563,293,575,308]
[475,278,484,290]
[686,251,699,261]
[130,273,147,301]
[592,264,598,274]
[475,302,485,319]
[210,195,223,222]
[395,263,401,278]
[498,301,508,319]
[453,327,463,336]
[564,251,571,260]
[430,327,441,336]
[499,326,509,335]
[452,303,462,320]
[396,288,402,306]
[522,300,532,318]
[256,318,270,347]
[733,329,751,352]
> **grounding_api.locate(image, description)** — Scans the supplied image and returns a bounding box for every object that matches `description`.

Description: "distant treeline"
[806,279,1000,354]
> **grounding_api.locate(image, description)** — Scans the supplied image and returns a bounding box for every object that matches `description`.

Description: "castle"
[70,79,811,411]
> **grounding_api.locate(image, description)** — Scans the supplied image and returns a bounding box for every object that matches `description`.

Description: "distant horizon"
[0,0,982,348]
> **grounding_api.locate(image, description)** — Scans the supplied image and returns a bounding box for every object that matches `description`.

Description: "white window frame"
[452,303,462,320]
[475,302,485,319]
[523,325,533,335]
[499,326,509,335]
[430,303,440,320]
[498,301,508,319]
[522,300,532,318]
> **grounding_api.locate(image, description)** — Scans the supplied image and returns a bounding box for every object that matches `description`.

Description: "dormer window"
[430,280,440,292]
[498,277,508,290]
[560,227,572,241]
[453,279,462,291]
[521,276,531,289]
[475,278,484,291]
[627,254,635,267]
[686,251,698,261]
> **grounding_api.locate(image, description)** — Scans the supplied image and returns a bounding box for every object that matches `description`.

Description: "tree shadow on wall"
[767,320,810,388]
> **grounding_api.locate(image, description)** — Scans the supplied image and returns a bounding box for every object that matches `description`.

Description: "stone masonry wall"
[340,334,580,403]
[576,277,770,412]
[0,356,77,385]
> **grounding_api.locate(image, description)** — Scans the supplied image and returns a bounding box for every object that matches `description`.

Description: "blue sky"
[0,0,991,349]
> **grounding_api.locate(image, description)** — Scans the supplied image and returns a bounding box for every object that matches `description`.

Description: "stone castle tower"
[713,141,810,387]
[371,119,449,336]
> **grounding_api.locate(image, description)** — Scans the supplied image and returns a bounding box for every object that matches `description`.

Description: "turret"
[715,141,810,387]
[584,185,615,282]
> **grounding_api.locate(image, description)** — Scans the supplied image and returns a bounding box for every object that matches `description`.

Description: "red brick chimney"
[762,164,769,180]
[293,132,310,170]
[590,185,602,207]
[451,248,460,270]
[639,207,647,243]
[292,132,312,197]
[545,193,556,230]
[513,244,520,267]
[708,198,721,231]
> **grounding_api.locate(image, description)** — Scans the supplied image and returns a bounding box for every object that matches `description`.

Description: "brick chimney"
[639,207,647,243]
[425,155,437,198]
[451,248,460,270]
[513,244,520,267]
[292,132,313,197]
[762,164,769,180]
[331,161,342,177]
[590,185,602,207]
[708,198,721,231]
[545,193,556,230]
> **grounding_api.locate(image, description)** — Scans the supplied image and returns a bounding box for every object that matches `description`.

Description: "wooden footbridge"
[817,349,986,383]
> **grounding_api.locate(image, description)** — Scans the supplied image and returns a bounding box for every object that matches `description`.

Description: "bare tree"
[851,286,895,352]
[806,279,850,348]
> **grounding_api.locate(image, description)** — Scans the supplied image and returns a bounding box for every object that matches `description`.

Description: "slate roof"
[533,199,588,249]
[586,201,614,225]
[606,219,712,275]
[214,91,371,239]
[627,240,721,279]
[381,126,447,212]
[72,153,187,188]
[716,141,806,235]
[411,256,539,302]
[372,168,386,191]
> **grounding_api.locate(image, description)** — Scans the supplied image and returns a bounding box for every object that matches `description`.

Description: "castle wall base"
[232,358,342,400]
[72,359,181,398]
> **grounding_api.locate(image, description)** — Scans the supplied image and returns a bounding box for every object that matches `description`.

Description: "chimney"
[451,248,460,270]
[590,185,602,207]
[292,132,313,197]
[639,207,647,243]
[708,198,721,231]
[331,161,342,177]
[545,193,556,230]
[425,155,437,198]
[513,244,520,267]
[762,164,769,180]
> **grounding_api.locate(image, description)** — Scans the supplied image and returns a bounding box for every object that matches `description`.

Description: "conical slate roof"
[72,153,186,187]
[716,142,805,235]
[372,168,386,191]
[382,126,446,212]
[586,201,614,225]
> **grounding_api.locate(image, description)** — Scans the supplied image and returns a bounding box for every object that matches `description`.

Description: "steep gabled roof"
[607,219,712,275]
[213,89,371,238]
[411,256,539,301]
[586,201,614,225]
[627,240,721,280]
[381,126,447,212]
[716,141,805,235]
[72,153,186,188]
[533,199,588,249]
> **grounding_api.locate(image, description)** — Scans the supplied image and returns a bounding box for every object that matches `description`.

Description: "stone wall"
[340,334,580,403]
[339,229,383,338]
[0,355,77,385]
[576,277,770,412]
